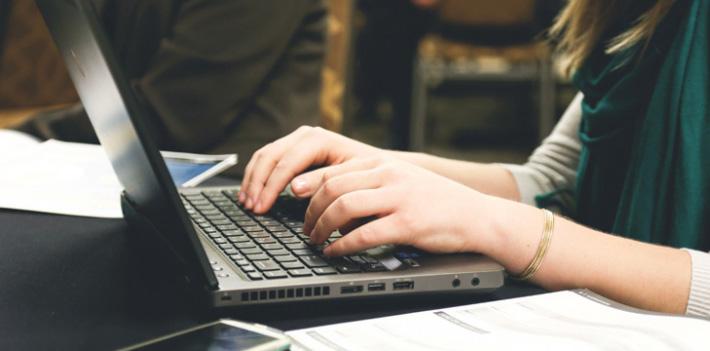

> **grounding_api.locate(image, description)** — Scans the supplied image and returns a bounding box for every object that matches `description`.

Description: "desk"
[0,209,545,350]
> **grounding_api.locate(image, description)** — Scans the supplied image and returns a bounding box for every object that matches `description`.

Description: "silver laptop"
[37,0,505,307]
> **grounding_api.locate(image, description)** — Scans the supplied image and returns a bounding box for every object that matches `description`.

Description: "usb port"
[368,283,386,291]
[392,281,414,290]
[340,285,364,294]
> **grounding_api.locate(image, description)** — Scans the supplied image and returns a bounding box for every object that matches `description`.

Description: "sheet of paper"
[287,291,710,351]
[0,136,237,218]
[0,139,123,218]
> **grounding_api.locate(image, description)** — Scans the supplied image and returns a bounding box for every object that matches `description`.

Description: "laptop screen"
[36,0,217,289]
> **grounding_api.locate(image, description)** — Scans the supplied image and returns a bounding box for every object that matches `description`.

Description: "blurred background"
[0,0,578,174]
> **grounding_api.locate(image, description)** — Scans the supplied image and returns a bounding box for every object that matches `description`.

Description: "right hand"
[239,126,383,214]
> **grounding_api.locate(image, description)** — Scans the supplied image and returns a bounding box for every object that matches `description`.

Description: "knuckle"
[322,179,338,198]
[356,226,375,247]
[334,196,351,213]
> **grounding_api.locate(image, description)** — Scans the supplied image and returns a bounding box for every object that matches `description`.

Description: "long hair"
[550,0,675,76]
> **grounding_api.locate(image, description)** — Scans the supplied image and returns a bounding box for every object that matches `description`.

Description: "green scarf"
[572,0,710,250]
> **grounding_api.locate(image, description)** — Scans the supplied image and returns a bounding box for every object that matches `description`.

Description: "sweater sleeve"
[499,92,583,209]
[682,249,710,319]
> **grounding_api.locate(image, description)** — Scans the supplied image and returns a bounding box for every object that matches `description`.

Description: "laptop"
[36,0,505,307]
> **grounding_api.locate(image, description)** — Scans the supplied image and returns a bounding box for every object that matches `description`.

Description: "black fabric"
[0,207,544,350]
[20,0,325,177]
[0,0,12,59]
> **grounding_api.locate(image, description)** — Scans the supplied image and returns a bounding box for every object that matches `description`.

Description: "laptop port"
[393,280,414,290]
[341,285,364,294]
[367,283,386,291]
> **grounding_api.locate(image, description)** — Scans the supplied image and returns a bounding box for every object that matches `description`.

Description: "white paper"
[0,139,123,218]
[0,134,236,218]
[287,291,710,351]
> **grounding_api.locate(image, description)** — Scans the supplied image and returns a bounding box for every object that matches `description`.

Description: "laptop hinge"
[120,192,219,292]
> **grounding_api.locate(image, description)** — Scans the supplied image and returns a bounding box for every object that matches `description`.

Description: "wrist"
[479,197,546,275]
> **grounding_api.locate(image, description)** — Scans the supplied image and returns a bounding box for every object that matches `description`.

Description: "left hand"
[301,156,500,257]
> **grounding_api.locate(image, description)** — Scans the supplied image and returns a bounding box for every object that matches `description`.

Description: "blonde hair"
[550,0,675,76]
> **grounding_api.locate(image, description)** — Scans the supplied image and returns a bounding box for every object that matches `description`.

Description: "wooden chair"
[410,0,556,150]
[321,0,355,132]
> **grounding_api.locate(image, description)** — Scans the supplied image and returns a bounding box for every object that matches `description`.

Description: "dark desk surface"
[0,209,545,350]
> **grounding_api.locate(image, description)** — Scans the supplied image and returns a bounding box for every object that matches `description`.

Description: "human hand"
[302,157,500,257]
[239,126,383,214]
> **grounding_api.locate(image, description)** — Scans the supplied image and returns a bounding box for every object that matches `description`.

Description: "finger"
[310,188,393,244]
[304,169,382,235]
[252,136,337,214]
[240,126,314,204]
[290,157,383,198]
[243,127,312,210]
[323,216,402,256]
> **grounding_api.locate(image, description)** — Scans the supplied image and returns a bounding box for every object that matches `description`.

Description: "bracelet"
[512,209,555,281]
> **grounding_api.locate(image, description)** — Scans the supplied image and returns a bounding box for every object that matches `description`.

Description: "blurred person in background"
[18,0,325,177]
[239,0,710,318]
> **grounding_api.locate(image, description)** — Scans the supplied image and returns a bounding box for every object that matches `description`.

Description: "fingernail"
[292,177,308,193]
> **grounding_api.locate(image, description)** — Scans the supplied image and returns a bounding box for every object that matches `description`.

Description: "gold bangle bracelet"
[513,209,555,281]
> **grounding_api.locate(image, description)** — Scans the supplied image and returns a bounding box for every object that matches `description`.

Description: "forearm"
[484,197,691,314]
[387,150,520,201]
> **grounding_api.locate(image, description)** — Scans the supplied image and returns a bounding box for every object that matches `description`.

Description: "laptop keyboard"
[180,190,388,280]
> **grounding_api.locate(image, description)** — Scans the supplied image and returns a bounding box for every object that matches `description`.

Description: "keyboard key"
[247,272,263,280]
[247,230,271,238]
[254,237,276,245]
[246,253,269,261]
[241,248,264,255]
[229,254,245,261]
[286,242,309,250]
[211,219,232,226]
[265,225,288,232]
[222,229,246,237]
[241,265,256,272]
[336,265,362,274]
[272,231,295,238]
[218,243,233,250]
[234,242,257,249]
[235,259,250,266]
[281,261,305,269]
[293,249,316,256]
[213,238,228,244]
[266,249,290,256]
[260,243,283,251]
[264,270,288,279]
[241,226,263,232]
[275,255,298,263]
[313,267,337,275]
[228,236,250,244]
[236,219,258,226]
[288,269,312,277]
[281,237,303,245]
[224,248,239,255]
[255,260,281,271]
[301,255,329,268]
[217,224,239,231]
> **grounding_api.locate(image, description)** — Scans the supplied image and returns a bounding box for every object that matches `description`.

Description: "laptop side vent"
[240,286,331,302]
